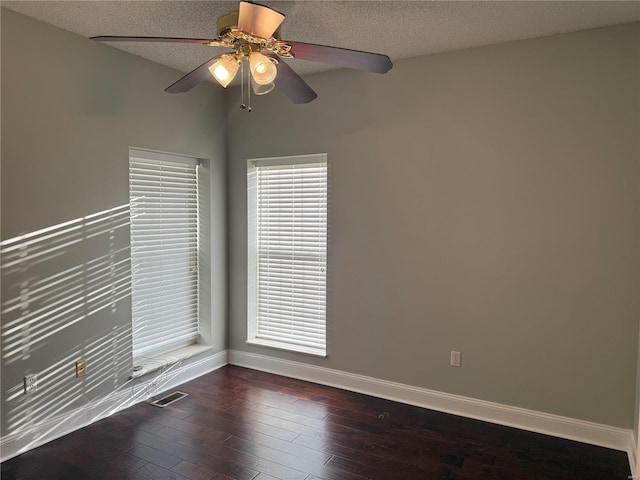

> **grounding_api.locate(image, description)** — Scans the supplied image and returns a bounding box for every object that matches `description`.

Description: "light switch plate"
[76,359,87,378]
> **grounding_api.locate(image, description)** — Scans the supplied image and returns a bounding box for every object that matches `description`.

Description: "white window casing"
[247,154,328,357]
[129,150,200,358]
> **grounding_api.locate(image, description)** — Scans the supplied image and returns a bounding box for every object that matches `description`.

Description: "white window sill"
[131,344,213,378]
[246,339,326,358]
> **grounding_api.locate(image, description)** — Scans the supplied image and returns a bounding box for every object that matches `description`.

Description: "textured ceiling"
[3,1,639,80]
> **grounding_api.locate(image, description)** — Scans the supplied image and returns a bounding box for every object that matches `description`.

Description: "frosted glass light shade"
[249,52,277,85]
[251,76,276,96]
[208,55,239,88]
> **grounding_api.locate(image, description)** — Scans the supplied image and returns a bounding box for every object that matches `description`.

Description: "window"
[247,154,328,357]
[129,149,201,358]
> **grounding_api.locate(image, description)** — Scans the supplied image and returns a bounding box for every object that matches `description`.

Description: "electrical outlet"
[24,374,37,394]
[76,359,87,378]
[450,351,461,367]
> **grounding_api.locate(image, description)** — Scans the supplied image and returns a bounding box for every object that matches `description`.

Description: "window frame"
[129,148,204,361]
[247,153,328,357]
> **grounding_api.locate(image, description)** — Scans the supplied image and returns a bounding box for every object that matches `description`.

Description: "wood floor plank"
[133,462,191,480]
[197,448,308,480]
[251,473,281,480]
[227,428,334,465]
[127,442,182,469]
[223,435,366,480]
[176,456,259,480]
[249,402,329,425]
[158,404,301,443]
[1,365,631,480]
[171,460,237,480]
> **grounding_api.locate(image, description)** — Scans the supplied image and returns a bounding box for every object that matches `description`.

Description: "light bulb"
[208,55,239,88]
[249,52,277,85]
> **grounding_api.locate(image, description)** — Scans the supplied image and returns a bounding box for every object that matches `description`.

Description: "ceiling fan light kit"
[250,76,276,96]
[91,1,393,111]
[249,52,277,85]
[208,54,240,88]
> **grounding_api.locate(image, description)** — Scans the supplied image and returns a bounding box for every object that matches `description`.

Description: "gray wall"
[1,9,227,437]
[227,23,640,428]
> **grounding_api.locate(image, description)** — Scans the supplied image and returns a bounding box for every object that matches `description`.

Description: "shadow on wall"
[1,205,133,440]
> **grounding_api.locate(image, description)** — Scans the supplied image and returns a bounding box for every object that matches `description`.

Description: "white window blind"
[249,155,327,356]
[129,152,200,358]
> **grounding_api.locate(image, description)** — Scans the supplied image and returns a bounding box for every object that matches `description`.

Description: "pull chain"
[240,59,245,110]
[247,59,252,113]
[238,57,252,113]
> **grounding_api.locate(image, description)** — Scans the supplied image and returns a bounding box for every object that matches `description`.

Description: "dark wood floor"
[1,365,631,480]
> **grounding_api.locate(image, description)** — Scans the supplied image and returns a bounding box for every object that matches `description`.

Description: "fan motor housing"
[217,10,281,39]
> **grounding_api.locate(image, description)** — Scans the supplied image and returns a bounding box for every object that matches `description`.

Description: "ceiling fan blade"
[287,41,393,74]
[269,57,317,104]
[91,36,217,45]
[165,54,225,93]
[238,1,285,39]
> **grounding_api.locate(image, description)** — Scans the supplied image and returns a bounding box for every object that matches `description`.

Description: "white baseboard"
[0,349,228,463]
[629,432,638,479]
[228,350,634,457]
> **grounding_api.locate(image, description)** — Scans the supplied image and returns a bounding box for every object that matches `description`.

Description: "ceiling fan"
[91,1,393,109]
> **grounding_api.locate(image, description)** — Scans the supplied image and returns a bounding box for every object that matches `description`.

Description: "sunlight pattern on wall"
[1,205,131,364]
[1,204,133,439]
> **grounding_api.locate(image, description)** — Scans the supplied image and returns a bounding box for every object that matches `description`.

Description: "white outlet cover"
[24,374,37,394]
[450,351,461,367]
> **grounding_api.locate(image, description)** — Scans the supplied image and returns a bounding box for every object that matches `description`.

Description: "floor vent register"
[151,391,188,408]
